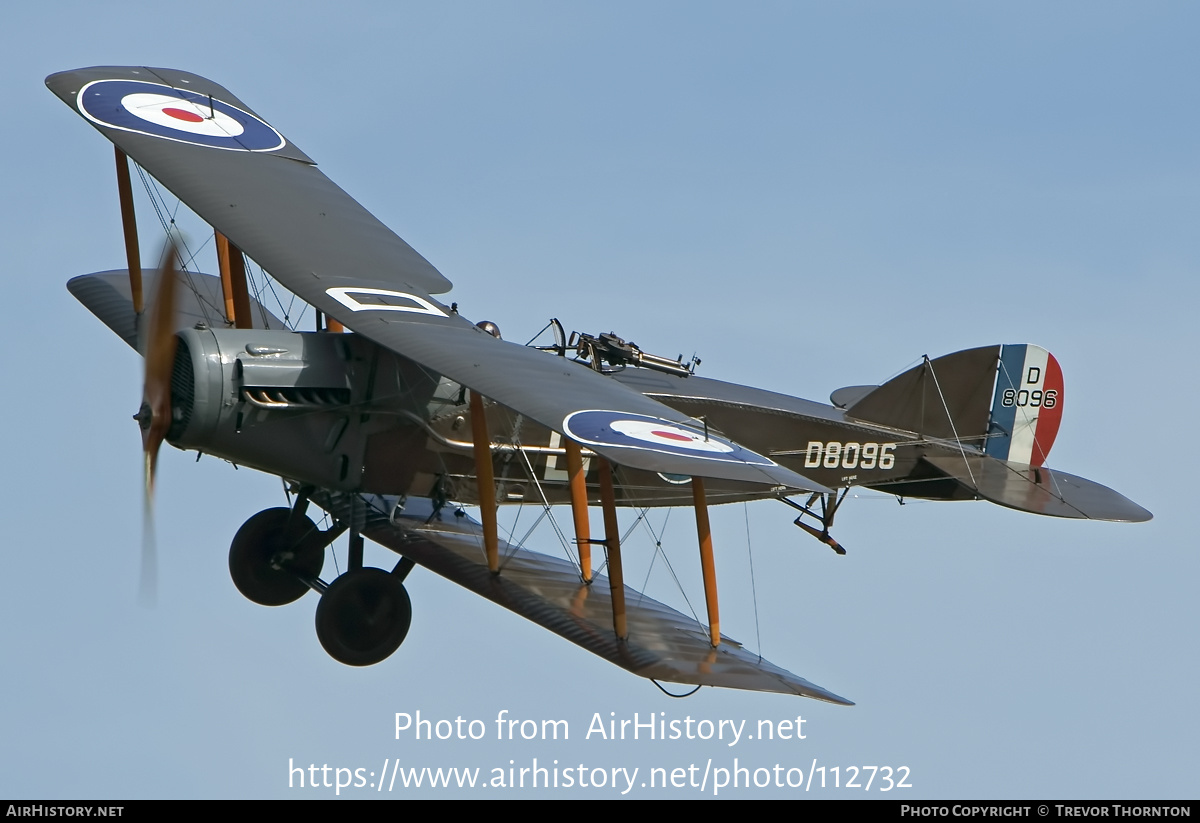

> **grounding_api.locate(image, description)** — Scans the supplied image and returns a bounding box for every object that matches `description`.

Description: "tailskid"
[781,490,850,555]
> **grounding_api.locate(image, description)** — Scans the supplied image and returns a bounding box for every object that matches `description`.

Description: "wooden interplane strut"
[565,439,592,582]
[314,311,344,333]
[113,147,143,315]
[597,460,627,640]
[469,391,500,572]
[692,477,721,648]
[215,232,253,329]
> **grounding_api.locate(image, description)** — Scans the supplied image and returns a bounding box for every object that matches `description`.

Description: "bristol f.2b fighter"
[48,66,1151,705]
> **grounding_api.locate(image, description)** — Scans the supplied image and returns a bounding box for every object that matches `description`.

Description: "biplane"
[48,66,1151,705]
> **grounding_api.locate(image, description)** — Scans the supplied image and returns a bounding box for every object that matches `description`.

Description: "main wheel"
[315,568,412,666]
[229,508,324,606]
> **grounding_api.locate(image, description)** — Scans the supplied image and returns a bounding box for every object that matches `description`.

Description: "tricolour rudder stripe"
[985,344,1063,466]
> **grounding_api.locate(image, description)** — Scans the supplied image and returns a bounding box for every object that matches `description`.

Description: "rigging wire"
[133,162,313,334]
[133,165,219,327]
[925,354,977,488]
[617,474,702,627]
[497,494,526,545]
[494,413,533,565]
[744,501,763,662]
[514,442,576,569]
[511,507,552,553]
[245,258,308,331]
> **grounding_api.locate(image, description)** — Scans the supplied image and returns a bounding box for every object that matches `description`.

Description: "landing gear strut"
[228,493,416,666]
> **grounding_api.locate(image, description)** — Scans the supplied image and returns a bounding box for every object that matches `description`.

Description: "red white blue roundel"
[563,410,774,466]
[77,79,285,152]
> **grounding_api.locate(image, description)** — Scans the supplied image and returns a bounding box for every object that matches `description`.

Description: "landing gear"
[315,567,412,666]
[228,507,326,605]
[229,497,415,667]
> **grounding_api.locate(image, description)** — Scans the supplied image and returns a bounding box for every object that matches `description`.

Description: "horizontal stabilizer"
[67,269,288,350]
[829,384,875,409]
[320,493,853,704]
[923,455,1152,522]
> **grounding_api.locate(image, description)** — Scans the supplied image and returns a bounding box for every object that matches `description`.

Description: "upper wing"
[48,66,827,492]
[48,66,452,296]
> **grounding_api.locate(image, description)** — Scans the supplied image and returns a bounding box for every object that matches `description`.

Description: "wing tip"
[814,691,856,706]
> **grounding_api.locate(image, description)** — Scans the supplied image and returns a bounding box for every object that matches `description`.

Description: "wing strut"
[215,232,253,329]
[468,391,500,572]
[113,147,143,315]
[565,439,593,583]
[597,459,628,640]
[692,477,721,648]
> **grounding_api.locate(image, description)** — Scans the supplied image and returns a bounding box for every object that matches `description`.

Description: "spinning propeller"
[133,240,182,604]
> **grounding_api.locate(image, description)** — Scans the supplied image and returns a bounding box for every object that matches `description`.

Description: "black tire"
[315,568,412,666]
[229,508,324,606]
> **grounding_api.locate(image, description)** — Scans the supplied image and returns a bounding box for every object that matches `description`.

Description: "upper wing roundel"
[77,78,286,152]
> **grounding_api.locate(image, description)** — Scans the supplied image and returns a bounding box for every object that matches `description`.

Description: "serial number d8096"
[1001,388,1058,408]
[804,441,896,470]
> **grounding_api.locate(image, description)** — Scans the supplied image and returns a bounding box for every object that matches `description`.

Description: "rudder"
[984,344,1063,467]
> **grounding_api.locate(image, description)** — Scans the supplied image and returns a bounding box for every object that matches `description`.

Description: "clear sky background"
[2,1,1195,799]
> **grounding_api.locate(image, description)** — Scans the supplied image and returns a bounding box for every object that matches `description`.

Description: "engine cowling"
[168,327,418,491]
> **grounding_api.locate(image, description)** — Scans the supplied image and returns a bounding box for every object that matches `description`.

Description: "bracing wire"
[134,165,219,327]
[245,258,308,331]
[134,162,318,334]
[925,355,977,488]
[515,444,576,569]
[617,475,702,627]
[744,501,763,662]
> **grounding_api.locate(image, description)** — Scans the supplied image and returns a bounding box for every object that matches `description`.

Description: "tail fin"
[839,344,1063,467]
[840,345,1000,445]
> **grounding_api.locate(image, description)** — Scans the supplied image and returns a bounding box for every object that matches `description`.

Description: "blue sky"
[2,1,1195,798]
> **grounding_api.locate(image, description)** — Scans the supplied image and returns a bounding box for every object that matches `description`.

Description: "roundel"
[608,419,735,453]
[562,410,774,466]
[77,79,285,152]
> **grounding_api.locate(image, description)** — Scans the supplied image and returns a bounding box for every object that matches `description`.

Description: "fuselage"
[162,322,969,508]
